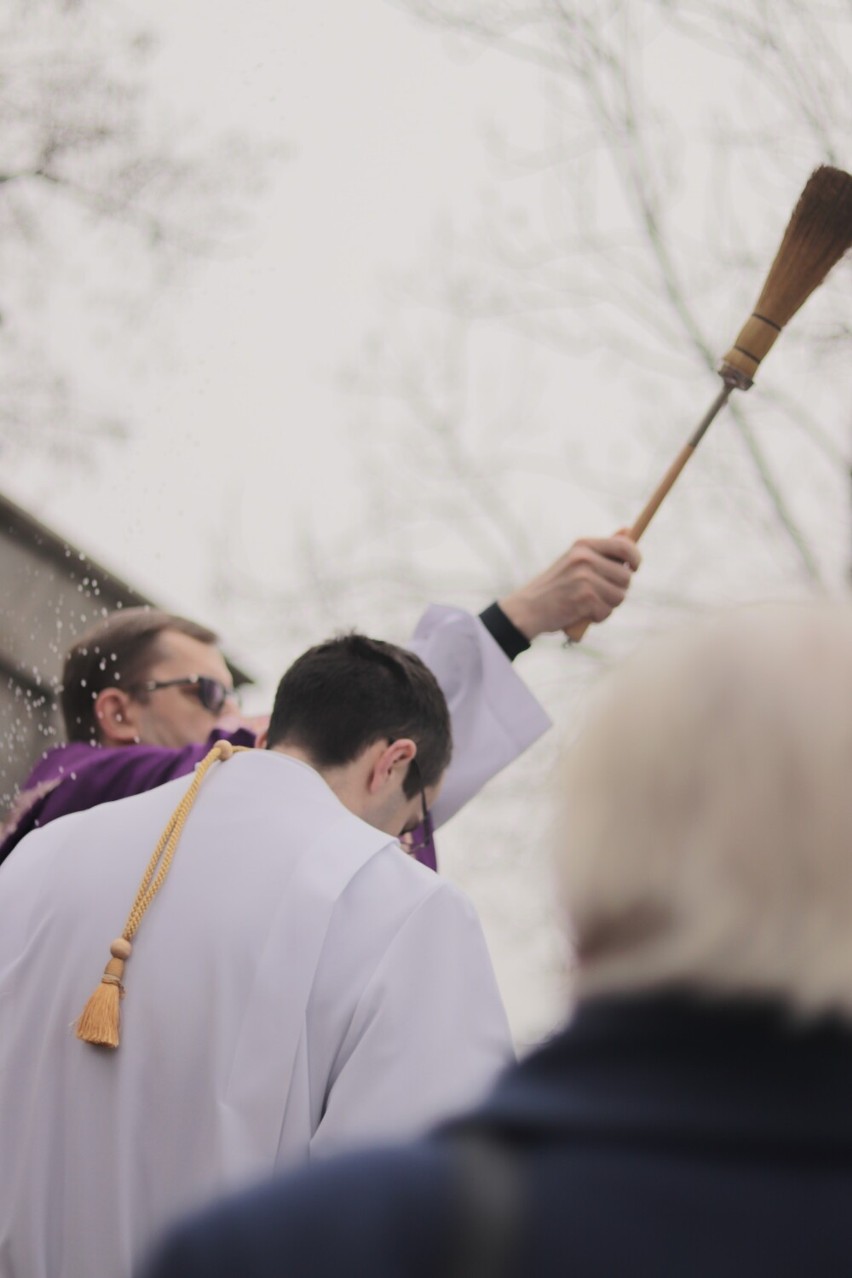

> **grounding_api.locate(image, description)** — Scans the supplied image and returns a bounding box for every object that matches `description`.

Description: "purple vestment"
[0,728,255,868]
[0,730,436,871]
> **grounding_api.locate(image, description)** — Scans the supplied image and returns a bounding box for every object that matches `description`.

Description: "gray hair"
[556,602,852,1020]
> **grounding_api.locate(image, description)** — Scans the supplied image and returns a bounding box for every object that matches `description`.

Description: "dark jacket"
[141,993,852,1277]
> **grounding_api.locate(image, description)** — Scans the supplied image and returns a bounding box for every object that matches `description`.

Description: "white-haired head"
[557,601,852,1019]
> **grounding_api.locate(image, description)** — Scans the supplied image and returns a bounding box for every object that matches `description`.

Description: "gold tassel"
[75,741,246,1051]
[76,938,132,1049]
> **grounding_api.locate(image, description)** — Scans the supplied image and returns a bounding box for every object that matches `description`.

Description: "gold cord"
[76,740,250,1048]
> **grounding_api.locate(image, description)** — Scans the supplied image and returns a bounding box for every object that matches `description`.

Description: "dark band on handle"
[719,311,784,386]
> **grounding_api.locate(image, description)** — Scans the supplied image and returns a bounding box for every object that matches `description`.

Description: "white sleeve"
[309,880,514,1159]
[409,604,551,826]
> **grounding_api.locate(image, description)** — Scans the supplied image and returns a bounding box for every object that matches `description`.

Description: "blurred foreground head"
[558,602,852,1018]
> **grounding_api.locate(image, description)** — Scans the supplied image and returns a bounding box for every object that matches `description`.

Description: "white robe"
[0,752,513,1278]
[407,604,551,827]
[0,604,552,1278]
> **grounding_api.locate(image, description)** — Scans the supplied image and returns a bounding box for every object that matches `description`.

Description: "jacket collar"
[446,991,852,1158]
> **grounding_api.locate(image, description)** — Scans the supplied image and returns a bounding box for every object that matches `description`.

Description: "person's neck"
[268,743,373,822]
[268,742,316,769]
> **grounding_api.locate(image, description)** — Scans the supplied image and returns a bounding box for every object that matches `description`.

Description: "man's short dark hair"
[61,608,218,743]
[266,634,452,794]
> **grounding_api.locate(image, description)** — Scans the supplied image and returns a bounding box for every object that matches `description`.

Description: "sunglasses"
[401,756,437,871]
[132,675,237,716]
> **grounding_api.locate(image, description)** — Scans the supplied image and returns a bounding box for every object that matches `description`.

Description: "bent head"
[62,608,237,749]
[265,633,452,841]
[556,602,852,1019]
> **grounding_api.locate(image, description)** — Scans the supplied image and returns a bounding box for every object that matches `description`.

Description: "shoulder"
[142,1144,454,1278]
[11,739,207,823]
[338,841,481,944]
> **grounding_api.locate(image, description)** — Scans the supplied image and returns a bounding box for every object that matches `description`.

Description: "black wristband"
[478,602,531,662]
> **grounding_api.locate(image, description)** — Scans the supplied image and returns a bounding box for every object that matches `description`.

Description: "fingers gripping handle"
[563,528,637,645]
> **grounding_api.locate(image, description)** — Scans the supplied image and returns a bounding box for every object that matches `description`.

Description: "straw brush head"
[719,165,852,389]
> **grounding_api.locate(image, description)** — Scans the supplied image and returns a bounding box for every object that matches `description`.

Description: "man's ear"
[94,688,141,746]
[367,738,416,795]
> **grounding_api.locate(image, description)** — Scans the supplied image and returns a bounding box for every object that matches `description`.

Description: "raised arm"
[409,535,640,828]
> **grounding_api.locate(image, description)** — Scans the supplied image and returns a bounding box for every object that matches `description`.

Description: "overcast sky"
[7,0,542,684]
[7,1,850,688]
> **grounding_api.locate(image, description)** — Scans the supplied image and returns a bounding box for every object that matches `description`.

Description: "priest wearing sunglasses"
[0,534,639,868]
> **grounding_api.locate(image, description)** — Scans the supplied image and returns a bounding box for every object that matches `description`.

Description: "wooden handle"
[567,615,592,644]
[631,442,695,540]
[564,385,732,645]
[564,616,592,644]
